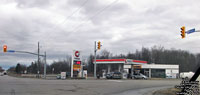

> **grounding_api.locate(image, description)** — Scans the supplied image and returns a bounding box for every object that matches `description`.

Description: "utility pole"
[71,52,74,78]
[44,52,46,79]
[81,63,83,77]
[37,42,40,78]
[94,41,97,78]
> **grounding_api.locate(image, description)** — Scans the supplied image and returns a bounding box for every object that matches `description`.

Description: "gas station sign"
[73,65,81,71]
[71,50,82,77]
[73,60,81,71]
[73,50,81,61]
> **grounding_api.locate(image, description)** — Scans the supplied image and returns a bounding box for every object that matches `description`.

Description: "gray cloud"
[16,0,50,8]
[0,0,200,69]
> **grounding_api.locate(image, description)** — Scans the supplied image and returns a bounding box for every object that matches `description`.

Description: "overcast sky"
[0,0,200,69]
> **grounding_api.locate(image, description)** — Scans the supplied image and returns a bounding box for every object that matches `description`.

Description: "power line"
[67,0,119,34]
[47,0,119,42]
[53,0,89,30]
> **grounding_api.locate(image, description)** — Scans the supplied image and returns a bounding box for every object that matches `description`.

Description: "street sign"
[186,28,195,34]
[7,50,15,52]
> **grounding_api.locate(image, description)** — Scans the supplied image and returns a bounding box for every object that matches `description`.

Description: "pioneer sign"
[71,50,82,77]
[73,50,81,61]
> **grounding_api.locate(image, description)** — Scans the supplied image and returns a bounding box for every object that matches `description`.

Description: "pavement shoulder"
[153,88,181,95]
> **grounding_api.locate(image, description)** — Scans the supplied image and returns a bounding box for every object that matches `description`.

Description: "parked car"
[0,73,3,76]
[106,73,113,79]
[56,74,61,79]
[132,73,148,79]
[112,72,122,79]
[61,72,66,79]
[66,72,71,78]
[180,71,194,79]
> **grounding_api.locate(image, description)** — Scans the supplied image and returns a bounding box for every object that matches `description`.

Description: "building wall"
[166,69,179,78]
[141,64,179,78]
[142,64,179,69]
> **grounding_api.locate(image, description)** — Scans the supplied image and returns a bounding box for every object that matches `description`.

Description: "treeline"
[8,59,71,74]
[7,46,200,74]
[87,46,200,74]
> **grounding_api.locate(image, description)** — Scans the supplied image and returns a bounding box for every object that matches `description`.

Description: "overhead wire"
[46,0,90,46]
[66,0,119,35]
[53,0,90,30]
[44,0,119,53]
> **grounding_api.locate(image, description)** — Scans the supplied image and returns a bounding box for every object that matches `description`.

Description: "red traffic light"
[3,45,7,52]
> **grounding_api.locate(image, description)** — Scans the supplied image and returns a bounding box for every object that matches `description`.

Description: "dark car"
[106,73,113,79]
[112,72,122,79]
[66,72,71,78]
[132,73,148,79]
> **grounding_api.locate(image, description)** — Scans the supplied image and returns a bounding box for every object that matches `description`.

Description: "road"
[0,75,180,95]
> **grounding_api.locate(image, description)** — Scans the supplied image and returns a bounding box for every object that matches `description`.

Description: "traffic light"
[97,41,101,50]
[3,45,7,52]
[181,26,186,38]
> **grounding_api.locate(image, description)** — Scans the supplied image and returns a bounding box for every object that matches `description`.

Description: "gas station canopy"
[94,59,147,65]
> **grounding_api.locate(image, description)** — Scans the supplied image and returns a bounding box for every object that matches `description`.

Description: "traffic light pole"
[94,41,97,78]
[44,52,46,79]
[37,42,40,78]
[71,54,74,78]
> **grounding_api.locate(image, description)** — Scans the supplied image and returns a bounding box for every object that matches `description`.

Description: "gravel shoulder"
[153,88,181,95]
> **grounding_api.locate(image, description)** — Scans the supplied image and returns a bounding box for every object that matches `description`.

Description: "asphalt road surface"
[0,75,180,95]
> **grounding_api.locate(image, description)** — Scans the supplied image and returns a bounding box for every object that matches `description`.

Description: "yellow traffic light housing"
[3,45,7,52]
[97,41,101,50]
[181,26,185,38]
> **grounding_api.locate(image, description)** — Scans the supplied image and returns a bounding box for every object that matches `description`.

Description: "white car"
[132,73,148,79]
[61,72,66,80]
[180,71,194,79]
[0,73,3,76]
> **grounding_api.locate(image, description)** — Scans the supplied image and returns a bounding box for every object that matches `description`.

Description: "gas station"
[94,59,147,78]
[94,59,179,79]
